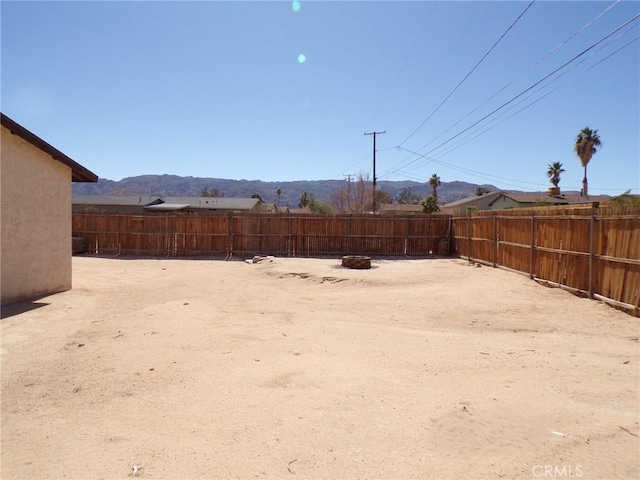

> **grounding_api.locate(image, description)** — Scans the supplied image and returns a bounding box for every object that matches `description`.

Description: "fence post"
[467,212,472,262]
[288,215,293,257]
[529,215,535,279]
[346,216,351,255]
[228,213,234,259]
[174,213,178,256]
[589,214,595,299]
[493,214,497,268]
[116,214,120,256]
[164,214,169,257]
[404,217,409,255]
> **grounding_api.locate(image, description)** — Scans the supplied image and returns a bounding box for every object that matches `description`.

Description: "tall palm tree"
[574,127,601,197]
[429,174,441,201]
[546,162,565,188]
[276,188,282,206]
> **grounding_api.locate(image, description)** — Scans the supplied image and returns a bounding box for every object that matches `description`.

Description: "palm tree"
[429,174,441,201]
[574,127,601,197]
[546,162,565,188]
[276,188,283,206]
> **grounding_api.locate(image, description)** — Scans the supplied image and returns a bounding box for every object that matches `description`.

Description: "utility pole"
[364,130,385,212]
[343,173,355,213]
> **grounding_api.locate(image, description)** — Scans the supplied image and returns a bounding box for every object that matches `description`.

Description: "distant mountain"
[72,174,499,206]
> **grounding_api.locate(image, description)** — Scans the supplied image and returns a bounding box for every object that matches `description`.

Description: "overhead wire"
[332,147,398,181]
[420,12,640,158]
[393,147,554,188]
[382,12,640,179]
[406,0,623,156]
[336,3,437,181]
[383,30,639,193]
[368,2,437,127]
[339,1,491,182]
[433,34,640,161]
[398,0,536,147]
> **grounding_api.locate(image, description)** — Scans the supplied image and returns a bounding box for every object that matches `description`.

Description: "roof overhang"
[144,203,190,211]
[1,113,98,183]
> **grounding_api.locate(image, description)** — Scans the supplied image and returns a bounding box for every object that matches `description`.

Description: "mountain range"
[72,174,502,206]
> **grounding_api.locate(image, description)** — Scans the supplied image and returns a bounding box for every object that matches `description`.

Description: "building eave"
[1,113,98,183]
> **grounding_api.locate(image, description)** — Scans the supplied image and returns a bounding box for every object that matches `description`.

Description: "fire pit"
[341,255,372,269]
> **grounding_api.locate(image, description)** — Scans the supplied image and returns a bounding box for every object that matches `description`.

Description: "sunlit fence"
[72,212,451,258]
[72,206,640,315]
[451,205,640,316]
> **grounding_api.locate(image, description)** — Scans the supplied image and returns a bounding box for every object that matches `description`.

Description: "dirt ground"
[1,256,639,480]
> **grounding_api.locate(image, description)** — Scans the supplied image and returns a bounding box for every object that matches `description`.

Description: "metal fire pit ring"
[341,255,372,269]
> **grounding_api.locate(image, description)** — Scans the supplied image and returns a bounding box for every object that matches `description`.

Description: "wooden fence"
[451,205,640,316]
[72,207,640,315]
[72,213,451,258]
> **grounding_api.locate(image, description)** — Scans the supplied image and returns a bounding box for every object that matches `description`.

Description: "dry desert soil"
[1,256,639,480]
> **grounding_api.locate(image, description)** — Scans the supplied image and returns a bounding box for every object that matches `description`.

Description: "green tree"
[298,192,311,209]
[546,162,565,188]
[251,193,264,203]
[429,174,442,201]
[309,195,330,214]
[421,195,440,214]
[574,127,601,197]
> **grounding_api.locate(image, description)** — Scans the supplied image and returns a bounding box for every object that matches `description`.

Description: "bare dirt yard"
[1,256,639,480]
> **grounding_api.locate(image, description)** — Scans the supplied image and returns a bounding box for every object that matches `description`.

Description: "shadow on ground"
[1,299,50,320]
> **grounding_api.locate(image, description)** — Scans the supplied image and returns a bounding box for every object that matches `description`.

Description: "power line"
[395,12,640,173]
[382,4,635,180]
[369,2,437,127]
[393,20,638,188]
[407,0,623,156]
[398,0,536,147]
[392,147,554,189]
[431,34,640,161]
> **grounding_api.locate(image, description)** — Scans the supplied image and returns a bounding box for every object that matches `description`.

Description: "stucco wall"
[442,193,502,216]
[488,196,521,210]
[1,125,72,304]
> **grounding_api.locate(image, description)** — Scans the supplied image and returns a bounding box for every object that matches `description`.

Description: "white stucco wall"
[1,125,72,304]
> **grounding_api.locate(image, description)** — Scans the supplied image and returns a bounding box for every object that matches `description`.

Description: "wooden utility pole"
[364,130,385,212]
[343,173,355,213]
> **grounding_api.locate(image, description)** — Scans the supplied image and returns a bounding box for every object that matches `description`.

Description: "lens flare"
[292,1,301,12]
[298,54,306,64]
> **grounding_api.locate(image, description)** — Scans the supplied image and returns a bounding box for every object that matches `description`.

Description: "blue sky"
[2,1,639,195]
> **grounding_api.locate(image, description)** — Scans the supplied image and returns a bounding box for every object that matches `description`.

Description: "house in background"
[73,195,162,214]
[379,204,425,216]
[1,113,98,305]
[157,196,260,214]
[441,190,502,215]
[72,195,261,214]
[442,190,609,215]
